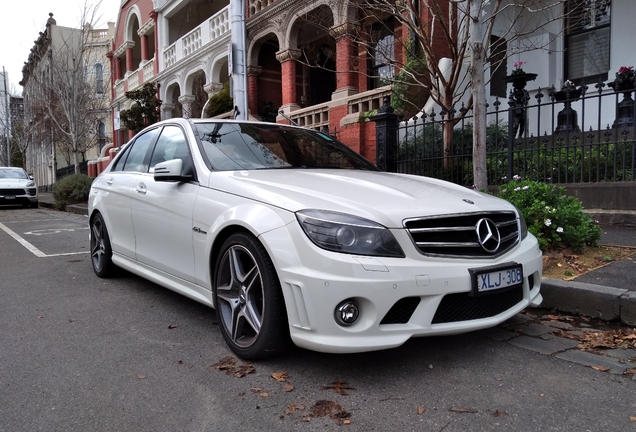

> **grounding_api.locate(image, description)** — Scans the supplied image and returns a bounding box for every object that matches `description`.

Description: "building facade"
[20,13,115,189]
[98,0,634,176]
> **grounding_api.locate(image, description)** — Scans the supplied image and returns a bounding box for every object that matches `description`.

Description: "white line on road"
[0,221,89,258]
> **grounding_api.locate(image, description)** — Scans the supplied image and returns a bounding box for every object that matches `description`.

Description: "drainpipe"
[231,0,249,120]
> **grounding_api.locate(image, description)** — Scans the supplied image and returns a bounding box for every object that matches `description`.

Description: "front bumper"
[0,187,38,205]
[260,224,543,354]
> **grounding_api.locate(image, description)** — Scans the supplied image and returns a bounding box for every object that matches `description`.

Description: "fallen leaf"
[495,377,503,381]
[212,357,235,371]
[168,324,178,329]
[344,419,351,425]
[250,387,264,393]
[449,407,477,413]
[260,392,269,397]
[272,371,288,382]
[177,360,183,364]
[323,380,355,395]
[630,416,636,422]
[540,393,545,397]
[310,400,351,424]
[417,406,426,415]
[283,382,294,392]
[623,369,636,375]
[285,403,305,414]
[135,374,146,380]
[591,365,611,372]
[557,263,562,267]
[233,363,255,378]
[493,410,506,417]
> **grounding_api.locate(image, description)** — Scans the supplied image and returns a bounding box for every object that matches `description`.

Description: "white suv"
[0,167,38,208]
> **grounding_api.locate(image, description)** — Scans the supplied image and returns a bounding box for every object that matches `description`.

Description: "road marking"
[24,227,89,236]
[0,221,89,258]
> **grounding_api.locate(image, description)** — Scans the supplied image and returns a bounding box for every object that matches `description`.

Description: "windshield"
[0,169,28,179]
[195,122,378,171]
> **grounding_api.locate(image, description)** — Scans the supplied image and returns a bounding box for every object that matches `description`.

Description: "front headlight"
[514,206,528,240]
[296,209,405,257]
[26,181,35,187]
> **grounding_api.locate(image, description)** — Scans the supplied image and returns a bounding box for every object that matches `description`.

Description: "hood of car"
[213,169,516,228]
[0,178,31,188]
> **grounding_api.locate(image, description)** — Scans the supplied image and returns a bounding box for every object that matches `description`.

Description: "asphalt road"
[1,206,635,432]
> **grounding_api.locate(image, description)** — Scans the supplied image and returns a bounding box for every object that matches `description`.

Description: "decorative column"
[247,66,262,117]
[608,69,636,128]
[125,44,135,74]
[204,82,224,98]
[369,96,399,171]
[276,49,301,112]
[330,23,359,99]
[161,103,175,120]
[178,95,196,119]
[504,72,537,139]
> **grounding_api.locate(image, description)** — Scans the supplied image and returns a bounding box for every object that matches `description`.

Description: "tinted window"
[121,129,158,172]
[150,126,192,171]
[196,123,377,171]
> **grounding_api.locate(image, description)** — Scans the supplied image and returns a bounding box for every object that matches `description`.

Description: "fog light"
[335,300,359,326]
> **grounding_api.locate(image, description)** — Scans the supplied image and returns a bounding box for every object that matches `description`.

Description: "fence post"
[370,96,399,172]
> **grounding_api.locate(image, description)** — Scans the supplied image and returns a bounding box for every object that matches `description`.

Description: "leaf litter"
[211,356,255,378]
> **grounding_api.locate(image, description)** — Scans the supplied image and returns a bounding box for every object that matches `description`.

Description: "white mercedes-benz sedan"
[88,118,542,360]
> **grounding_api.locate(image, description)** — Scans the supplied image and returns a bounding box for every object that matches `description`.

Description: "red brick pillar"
[126,46,134,74]
[140,35,149,62]
[247,66,262,117]
[330,23,358,98]
[276,49,301,111]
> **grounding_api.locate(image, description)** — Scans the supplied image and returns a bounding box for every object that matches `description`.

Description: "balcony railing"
[143,59,155,83]
[115,80,124,99]
[288,103,331,133]
[163,6,230,70]
[347,86,392,116]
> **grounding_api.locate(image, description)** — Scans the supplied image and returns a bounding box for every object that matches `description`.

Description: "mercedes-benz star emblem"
[476,218,501,253]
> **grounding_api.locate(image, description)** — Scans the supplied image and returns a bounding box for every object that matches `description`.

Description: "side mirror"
[154,159,191,182]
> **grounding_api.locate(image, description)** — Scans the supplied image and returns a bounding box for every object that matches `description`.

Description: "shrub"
[52,174,94,210]
[497,177,601,252]
[205,82,233,118]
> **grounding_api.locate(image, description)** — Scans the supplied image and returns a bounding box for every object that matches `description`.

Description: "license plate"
[469,263,523,295]
[5,195,15,200]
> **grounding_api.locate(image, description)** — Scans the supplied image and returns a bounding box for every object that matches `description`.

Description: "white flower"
[545,219,552,226]
[556,227,564,233]
[513,175,521,180]
[501,189,507,193]
[501,176,507,181]
[514,187,521,192]
[522,186,529,190]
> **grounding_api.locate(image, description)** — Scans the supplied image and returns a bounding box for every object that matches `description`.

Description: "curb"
[541,278,636,326]
[39,200,88,216]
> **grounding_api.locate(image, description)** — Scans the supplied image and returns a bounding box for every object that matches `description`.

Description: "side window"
[122,129,158,172]
[110,144,132,172]
[149,125,195,177]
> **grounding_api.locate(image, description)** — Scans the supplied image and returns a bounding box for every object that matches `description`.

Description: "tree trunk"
[470,0,488,190]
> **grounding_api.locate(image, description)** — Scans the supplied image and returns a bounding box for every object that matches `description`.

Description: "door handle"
[136,183,147,195]
[105,177,114,186]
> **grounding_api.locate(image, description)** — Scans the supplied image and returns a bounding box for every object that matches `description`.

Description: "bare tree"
[291,0,564,188]
[32,1,110,174]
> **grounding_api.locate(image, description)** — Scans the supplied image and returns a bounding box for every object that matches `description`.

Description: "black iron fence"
[56,161,88,180]
[373,78,636,187]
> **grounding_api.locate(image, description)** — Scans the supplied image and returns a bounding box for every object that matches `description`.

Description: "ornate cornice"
[275,49,301,63]
[204,82,224,95]
[113,41,135,58]
[247,65,262,76]
[329,23,359,40]
[138,19,155,37]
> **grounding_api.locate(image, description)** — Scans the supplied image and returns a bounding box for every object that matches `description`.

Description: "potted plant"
[504,60,538,89]
[608,66,635,93]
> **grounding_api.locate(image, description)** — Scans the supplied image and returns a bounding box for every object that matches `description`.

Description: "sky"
[0,0,120,92]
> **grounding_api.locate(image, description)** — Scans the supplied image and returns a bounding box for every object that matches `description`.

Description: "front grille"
[404,212,519,258]
[431,285,523,324]
[380,297,421,324]
[0,188,25,195]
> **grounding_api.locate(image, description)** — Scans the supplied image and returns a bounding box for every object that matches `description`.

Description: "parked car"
[0,167,38,208]
[88,118,543,360]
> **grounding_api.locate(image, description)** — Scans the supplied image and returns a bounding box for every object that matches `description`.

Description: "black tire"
[30,201,39,209]
[90,213,116,278]
[213,232,290,360]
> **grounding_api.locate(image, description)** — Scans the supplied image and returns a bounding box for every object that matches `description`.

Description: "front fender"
[192,187,295,289]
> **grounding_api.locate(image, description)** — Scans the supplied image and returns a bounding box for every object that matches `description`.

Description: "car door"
[97,129,158,258]
[131,124,198,282]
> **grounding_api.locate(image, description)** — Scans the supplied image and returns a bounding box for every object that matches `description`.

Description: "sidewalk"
[37,192,636,326]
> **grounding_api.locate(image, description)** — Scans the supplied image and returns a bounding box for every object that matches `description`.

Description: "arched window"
[369,18,395,89]
[95,63,104,94]
[98,121,106,151]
